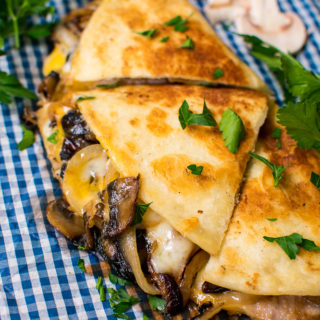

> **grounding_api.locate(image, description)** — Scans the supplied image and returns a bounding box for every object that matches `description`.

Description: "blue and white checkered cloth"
[0,0,319,319]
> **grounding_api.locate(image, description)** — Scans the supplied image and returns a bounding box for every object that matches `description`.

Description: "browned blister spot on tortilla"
[181,217,199,233]
[146,107,173,137]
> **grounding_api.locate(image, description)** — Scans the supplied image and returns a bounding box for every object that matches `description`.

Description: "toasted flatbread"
[195,104,320,295]
[77,85,268,254]
[69,0,265,90]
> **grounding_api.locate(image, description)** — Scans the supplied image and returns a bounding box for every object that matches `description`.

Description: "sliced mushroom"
[102,176,139,238]
[46,198,85,241]
[38,71,60,100]
[179,250,209,306]
[202,281,231,294]
[61,110,91,136]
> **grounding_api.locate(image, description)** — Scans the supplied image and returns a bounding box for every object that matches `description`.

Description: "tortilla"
[69,0,265,90]
[77,85,268,255]
[196,105,320,295]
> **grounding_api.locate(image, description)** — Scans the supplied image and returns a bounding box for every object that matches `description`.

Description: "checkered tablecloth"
[0,0,319,319]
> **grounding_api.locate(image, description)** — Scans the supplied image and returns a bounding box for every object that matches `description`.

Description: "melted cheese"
[43,46,66,76]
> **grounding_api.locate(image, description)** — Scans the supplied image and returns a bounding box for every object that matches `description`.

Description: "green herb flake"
[187,164,203,175]
[100,286,106,302]
[77,258,86,272]
[136,28,158,38]
[131,203,152,226]
[77,246,87,251]
[164,14,192,32]
[179,99,217,130]
[219,108,245,154]
[143,314,150,320]
[264,233,320,259]
[310,172,320,190]
[160,36,170,42]
[97,82,120,89]
[272,127,282,149]
[250,152,287,187]
[213,68,224,79]
[47,130,58,144]
[76,96,95,102]
[179,35,194,50]
[96,276,103,290]
[17,124,35,151]
[164,15,184,26]
[109,273,132,286]
[267,218,278,222]
[113,314,132,319]
[148,295,166,312]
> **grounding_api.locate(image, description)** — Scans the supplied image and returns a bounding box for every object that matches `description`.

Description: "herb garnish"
[1,0,55,49]
[164,14,192,32]
[148,295,166,312]
[264,233,320,259]
[17,124,35,151]
[143,314,150,320]
[97,82,120,89]
[96,276,103,290]
[77,258,86,272]
[219,108,245,153]
[310,172,320,190]
[136,28,158,38]
[187,164,203,175]
[100,286,106,302]
[77,246,87,251]
[249,152,287,187]
[76,96,95,102]
[272,127,282,149]
[0,71,37,104]
[213,68,224,79]
[179,35,194,50]
[160,36,169,42]
[109,273,132,286]
[131,203,152,226]
[47,130,58,144]
[267,218,277,222]
[179,100,216,130]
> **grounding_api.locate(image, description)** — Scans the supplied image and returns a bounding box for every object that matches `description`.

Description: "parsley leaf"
[0,71,37,104]
[179,100,217,130]
[187,164,203,175]
[76,96,95,102]
[100,286,106,302]
[272,127,282,149]
[96,82,120,89]
[27,23,55,39]
[109,273,132,286]
[77,258,86,272]
[264,233,320,259]
[267,218,278,222]
[143,314,150,320]
[249,152,287,187]
[77,246,87,251]
[310,172,320,190]
[96,276,103,290]
[160,36,169,42]
[17,124,35,151]
[179,35,194,50]
[136,28,157,38]
[47,130,58,144]
[148,295,166,312]
[114,314,132,319]
[219,108,245,153]
[131,202,152,226]
[213,68,224,79]
[164,14,192,32]
[277,102,320,150]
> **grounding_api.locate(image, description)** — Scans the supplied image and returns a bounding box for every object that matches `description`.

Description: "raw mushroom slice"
[62,144,118,213]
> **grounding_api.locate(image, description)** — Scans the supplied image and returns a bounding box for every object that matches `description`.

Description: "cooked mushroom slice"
[62,144,118,213]
[61,110,91,136]
[202,281,230,294]
[102,176,139,238]
[38,71,60,100]
[179,250,209,306]
[59,136,96,161]
[46,198,85,240]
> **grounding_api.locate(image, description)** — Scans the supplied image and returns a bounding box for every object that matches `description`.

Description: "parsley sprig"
[250,152,287,187]
[264,233,320,259]
[187,164,203,175]
[17,124,35,151]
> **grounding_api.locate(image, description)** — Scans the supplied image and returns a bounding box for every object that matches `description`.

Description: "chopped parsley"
[0,71,37,104]
[100,286,106,302]
[136,28,157,38]
[179,99,217,130]
[131,202,152,226]
[272,127,282,149]
[97,82,120,89]
[249,152,287,187]
[76,96,95,102]
[267,218,278,222]
[310,172,320,190]
[264,233,320,260]
[219,108,245,153]
[96,276,103,290]
[47,130,58,144]
[164,14,192,32]
[77,246,87,251]
[143,314,150,320]
[77,258,86,272]
[160,36,170,42]
[179,35,194,50]
[109,273,132,286]
[17,124,35,151]
[148,295,166,312]
[213,68,224,79]
[187,164,203,175]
